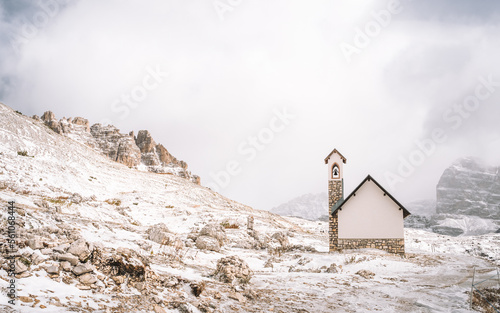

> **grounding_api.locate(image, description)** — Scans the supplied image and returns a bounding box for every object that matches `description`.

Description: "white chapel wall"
[338,180,404,239]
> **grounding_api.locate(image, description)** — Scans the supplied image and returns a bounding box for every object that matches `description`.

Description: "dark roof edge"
[332,175,411,218]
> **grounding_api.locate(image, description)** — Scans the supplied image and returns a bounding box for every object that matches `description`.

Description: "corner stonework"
[328,180,342,252]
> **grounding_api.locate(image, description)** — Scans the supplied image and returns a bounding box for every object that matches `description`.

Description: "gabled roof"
[332,175,411,218]
[324,148,347,164]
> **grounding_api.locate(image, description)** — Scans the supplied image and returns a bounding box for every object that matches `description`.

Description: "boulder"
[79,273,97,285]
[70,193,83,204]
[53,243,70,254]
[147,223,170,244]
[72,263,94,276]
[326,263,339,273]
[147,224,185,249]
[27,237,44,250]
[271,232,289,249]
[213,255,253,284]
[31,253,45,265]
[40,248,53,255]
[15,259,29,274]
[229,292,246,303]
[56,253,79,266]
[199,224,227,245]
[46,264,60,275]
[67,239,93,262]
[356,270,375,279]
[61,261,72,272]
[196,236,220,252]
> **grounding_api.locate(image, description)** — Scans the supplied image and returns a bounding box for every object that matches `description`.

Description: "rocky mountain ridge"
[34,110,200,184]
[437,157,500,219]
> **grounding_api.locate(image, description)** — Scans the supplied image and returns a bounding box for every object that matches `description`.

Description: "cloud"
[1,0,499,210]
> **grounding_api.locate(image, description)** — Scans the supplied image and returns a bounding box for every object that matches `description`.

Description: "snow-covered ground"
[1,103,499,312]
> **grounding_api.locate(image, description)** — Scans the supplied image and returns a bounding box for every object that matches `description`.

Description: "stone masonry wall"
[328,180,343,209]
[329,212,339,252]
[337,238,405,255]
[328,180,342,253]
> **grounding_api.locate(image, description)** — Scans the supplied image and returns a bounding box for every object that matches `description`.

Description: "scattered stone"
[19,296,32,303]
[243,288,258,300]
[53,243,70,254]
[177,303,198,313]
[15,259,29,274]
[147,223,184,248]
[196,236,221,252]
[31,253,45,265]
[247,216,254,230]
[112,276,125,284]
[27,237,44,250]
[79,273,98,285]
[154,305,167,313]
[326,263,339,274]
[229,292,246,303]
[56,253,79,266]
[297,257,312,266]
[146,223,169,241]
[356,270,375,279]
[70,193,83,204]
[40,248,53,255]
[46,264,60,275]
[61,261,72,272]
[72,263,94,276]
[67,239,93,262]
[190,281,206,297]
[271,232,289,249]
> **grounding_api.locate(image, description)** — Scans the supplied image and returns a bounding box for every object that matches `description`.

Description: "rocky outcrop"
[135,130,193,180]
[39,111,200,184]
[90,124,142,167]
[436,157,500,219]
[41,111,63,134]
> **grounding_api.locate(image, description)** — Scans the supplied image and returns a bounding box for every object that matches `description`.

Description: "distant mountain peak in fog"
[270,192,328,221]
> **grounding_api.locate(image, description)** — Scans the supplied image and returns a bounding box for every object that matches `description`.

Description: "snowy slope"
[0,102,499,312]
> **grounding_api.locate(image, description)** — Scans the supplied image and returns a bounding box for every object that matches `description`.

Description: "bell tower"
[324,148,346,252]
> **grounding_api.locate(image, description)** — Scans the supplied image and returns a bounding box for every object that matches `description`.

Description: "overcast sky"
[1,0,500,211]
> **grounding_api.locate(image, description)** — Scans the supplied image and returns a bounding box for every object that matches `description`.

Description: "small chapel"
[325,148,411,255]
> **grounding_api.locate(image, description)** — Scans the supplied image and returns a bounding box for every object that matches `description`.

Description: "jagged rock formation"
[39,110,200,184]
[437,157,500,219]
[270,192,328,221]
[90,124,142,167]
